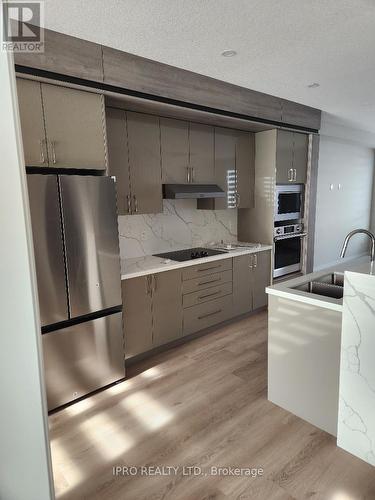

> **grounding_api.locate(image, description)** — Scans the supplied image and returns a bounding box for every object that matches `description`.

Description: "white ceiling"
[43,0,375,134]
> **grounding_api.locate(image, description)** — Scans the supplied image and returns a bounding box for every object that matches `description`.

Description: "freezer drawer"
[60,175,122,318]
[42,312,125,410]
[27,174,69,326]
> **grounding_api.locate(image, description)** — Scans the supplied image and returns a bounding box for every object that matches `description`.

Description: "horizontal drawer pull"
[198,265,221,273]
[198,278,221,286]
[198,309,222,320]
[198,290,221,300]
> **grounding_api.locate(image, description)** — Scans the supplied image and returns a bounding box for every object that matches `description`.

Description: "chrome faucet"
[340,229,375,264]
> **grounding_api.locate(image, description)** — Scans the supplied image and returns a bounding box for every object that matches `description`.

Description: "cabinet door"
[232,255,253,317]
[252,251,271,310]
[236,131,255,208]
[16,78,48,167]
[214,127,236,209]
[122,277,153,358]
[276,130,294,183]
[160,117,189,183]
[293,132,308,183]
[127,112,163,214]
[42,83,107,169]
[106,108,131,214]
[152,270,183,347]
[189,122,214,183]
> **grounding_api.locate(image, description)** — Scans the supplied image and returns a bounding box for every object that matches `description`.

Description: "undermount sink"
[293,272,344,300]
[315,272,344,287]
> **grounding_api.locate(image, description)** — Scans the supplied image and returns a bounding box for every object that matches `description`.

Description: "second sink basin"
[293,272,345,300]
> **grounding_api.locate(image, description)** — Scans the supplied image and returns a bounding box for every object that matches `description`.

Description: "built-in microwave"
[274,184,304,222]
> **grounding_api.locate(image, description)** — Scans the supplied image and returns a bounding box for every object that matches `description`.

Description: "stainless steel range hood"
[163,184,225,199]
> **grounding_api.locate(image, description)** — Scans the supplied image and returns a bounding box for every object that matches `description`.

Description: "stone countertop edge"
[121,245,273,280]
[266,256,374,312]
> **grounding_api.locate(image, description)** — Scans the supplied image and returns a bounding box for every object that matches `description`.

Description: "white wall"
[314,114,375,270]
[0,52,54,499]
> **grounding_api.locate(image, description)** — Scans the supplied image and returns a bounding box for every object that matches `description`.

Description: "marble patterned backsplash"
[118,200,237,259]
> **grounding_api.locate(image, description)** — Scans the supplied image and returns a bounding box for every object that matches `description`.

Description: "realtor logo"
[2,1,44,52]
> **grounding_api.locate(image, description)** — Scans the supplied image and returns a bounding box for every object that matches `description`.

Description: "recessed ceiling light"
[221,49,237,57]
[307,82,320,88]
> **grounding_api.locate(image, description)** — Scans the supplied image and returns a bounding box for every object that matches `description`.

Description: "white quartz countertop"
[266,256,374,311]
[121,244,273,280]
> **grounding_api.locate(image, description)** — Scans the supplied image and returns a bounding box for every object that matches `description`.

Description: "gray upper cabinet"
[293,132,309,183]
[106,107,131,214]
[160,117,189,183]
[16,79,48,167]
[213,127,236,209]
[16,78,107,169]
[152,270,183,347]
[42,83,107,170]
[276,129,294,184]
[236,131,255,209]
[126,111,163,214]
[189,122,215,183]
[276,130,308,184]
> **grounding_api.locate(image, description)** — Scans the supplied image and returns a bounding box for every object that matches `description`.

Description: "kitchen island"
[266,257,374,439]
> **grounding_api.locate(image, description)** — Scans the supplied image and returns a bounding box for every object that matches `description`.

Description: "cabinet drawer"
[183,269,232,294]
[183,295,233,336]
[183,281,232,308]
[182,258,232,280]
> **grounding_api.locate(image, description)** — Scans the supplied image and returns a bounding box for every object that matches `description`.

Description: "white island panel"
[338,271,375,466]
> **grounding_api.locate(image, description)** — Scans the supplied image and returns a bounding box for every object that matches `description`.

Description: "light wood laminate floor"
[49,311,375,500]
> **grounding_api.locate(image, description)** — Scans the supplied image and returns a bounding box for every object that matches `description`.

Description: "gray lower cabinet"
[160,117,189,183]
[276,129,308,184]
[233,251,271,316]
[152,270,183,347]
[16,78,107,169]
[122,276,153,358]
[122,269,182,358]
[183,295,233,336]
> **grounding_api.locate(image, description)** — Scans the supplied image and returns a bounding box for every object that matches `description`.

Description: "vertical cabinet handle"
[126,194,132,214]
[191,167,195,183]
[236,192,241,207]
[186,166,190,183]
[152,274,156,293]
[50,140,57,164]
[253,253,258,269]
[249,254,254,269]
[288,168,293,182]
[293,168,297,181]
[39,139,46,164]
[133,195,138,213]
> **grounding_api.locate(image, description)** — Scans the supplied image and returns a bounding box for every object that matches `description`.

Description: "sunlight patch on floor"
[79,412,135,460]
[121,391,173,431]
[331,491,359,500]
[50,438,84,496]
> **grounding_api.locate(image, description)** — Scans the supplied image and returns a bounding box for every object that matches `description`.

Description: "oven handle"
[274,232,308,242]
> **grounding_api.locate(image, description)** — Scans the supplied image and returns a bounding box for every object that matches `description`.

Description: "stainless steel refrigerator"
[27,174,125,411]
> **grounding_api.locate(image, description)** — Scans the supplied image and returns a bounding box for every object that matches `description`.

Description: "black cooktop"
[153,247,226,262]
